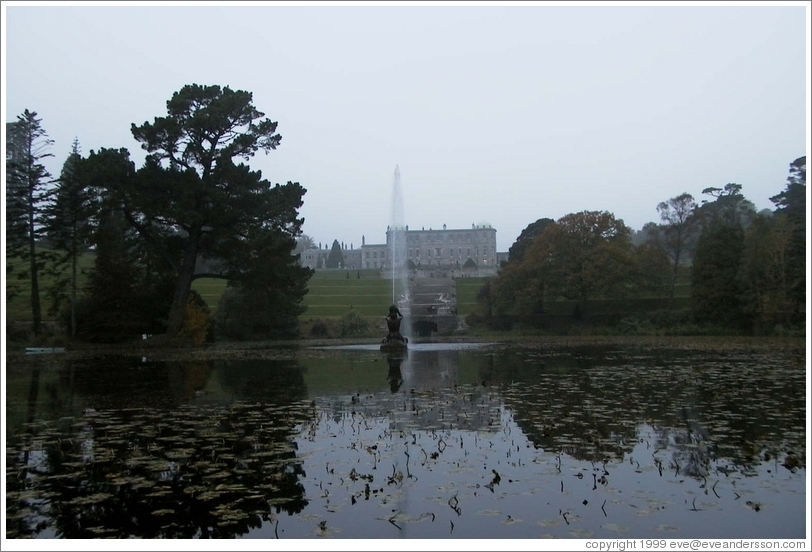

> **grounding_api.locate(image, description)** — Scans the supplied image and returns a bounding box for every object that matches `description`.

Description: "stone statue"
[381,304,408,348]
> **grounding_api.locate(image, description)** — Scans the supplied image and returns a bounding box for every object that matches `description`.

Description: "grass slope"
[9,252,692,324]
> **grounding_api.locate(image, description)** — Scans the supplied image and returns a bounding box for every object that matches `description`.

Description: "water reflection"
[386,353,405,393]
[4,343,806,539]
[478,346,806,468]
[6,358,313,538]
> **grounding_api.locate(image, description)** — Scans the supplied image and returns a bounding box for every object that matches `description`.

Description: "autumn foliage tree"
[737,156,807,331]
[737,213,794,330]
[529,211,637,315]
[479,211,657,325]
[507,217,555,264]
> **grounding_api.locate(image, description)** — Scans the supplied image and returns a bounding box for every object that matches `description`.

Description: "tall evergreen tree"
[77,209,141,342]
[697,183,757,230]
[76,147,178,341]
[5,123,29,290]
[771,156,806,220]
[43,139,97,336]
[691,218,745,328]
[326,239,343,269]
[215,226,313,340]
[5,110,54,336]
[769,156,806,325]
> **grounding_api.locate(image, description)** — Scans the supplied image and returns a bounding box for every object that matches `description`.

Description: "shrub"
[464,311,486,328]
[617,316,654,335]
[648,308,691,328]
[339,310,369,337]
[309,319,330,337]
[69,296,153,343]
[5,317,29,344]
[178,291,213,345]
[214,286,301,341]
[773,324,805,338]
[487,314,514,331]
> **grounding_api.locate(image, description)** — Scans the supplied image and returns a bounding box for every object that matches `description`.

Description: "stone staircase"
[409,277,456,316]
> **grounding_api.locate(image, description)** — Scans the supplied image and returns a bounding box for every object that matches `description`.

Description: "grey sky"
[3,2,809,252]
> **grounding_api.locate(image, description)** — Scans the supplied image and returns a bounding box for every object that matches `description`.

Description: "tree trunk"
[71,235,77,338]
[28,202,42,337]
[668,253,680,311]
[165,231,201,337]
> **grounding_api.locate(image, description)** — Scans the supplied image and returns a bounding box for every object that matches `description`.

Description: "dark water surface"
[4,341,807,539]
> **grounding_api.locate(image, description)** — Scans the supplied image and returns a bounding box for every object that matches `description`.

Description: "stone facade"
[299,246,362,270]
[301,224,498,275]
[299,224,500,276]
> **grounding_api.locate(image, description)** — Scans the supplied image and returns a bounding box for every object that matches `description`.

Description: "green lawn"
[191,278,228,312]
[8,256,693,325]
[454,277,490,314]
[6,259,419,323]
[5,251,96,321]
[193,272,398,319]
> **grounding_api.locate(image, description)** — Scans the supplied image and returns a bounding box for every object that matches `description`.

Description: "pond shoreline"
[5,334,806,364]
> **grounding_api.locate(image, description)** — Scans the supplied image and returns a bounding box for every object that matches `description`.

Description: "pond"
[4,340,807,541]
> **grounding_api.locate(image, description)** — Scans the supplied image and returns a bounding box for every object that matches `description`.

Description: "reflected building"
[310,349,504,434]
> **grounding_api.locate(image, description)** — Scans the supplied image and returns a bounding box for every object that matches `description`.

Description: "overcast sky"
[3,1,809,252]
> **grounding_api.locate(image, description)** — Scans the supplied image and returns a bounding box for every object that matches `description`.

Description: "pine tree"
[121,84,306,337]
[5,110,54,336]
[43,139,97,336]
[326,239,343,269]
[769,156,806,325]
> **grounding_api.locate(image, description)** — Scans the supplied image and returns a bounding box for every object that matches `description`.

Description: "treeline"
[6,84,313,344]
[472,158,806,336]
[5,83,805,343]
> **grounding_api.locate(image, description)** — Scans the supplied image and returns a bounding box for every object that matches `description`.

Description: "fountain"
[380,165,410,352]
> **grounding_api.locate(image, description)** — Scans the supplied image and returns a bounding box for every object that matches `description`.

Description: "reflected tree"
[5,358,315,538]
[474,345,806,472]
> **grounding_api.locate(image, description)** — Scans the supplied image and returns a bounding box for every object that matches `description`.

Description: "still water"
[4,341,807,539]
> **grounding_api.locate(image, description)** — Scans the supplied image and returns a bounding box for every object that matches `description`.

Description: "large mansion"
[300,224,507,277]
